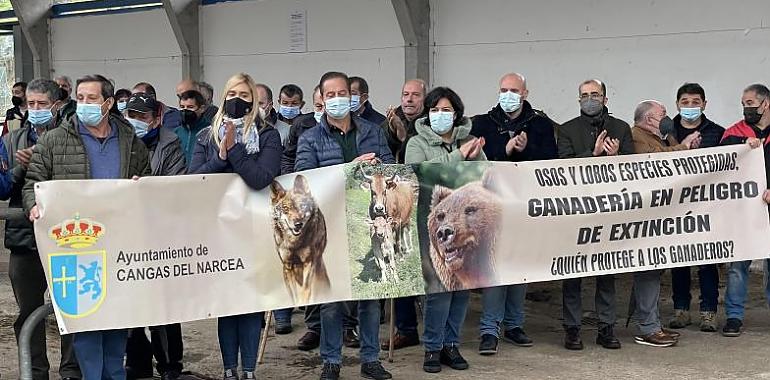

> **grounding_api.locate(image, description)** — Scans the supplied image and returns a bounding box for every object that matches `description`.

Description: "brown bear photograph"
[413,162,501,293]
[428,173,502,291]
[269,175,331,304]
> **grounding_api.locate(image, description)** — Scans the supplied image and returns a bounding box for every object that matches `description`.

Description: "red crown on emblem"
[48,213,105,249]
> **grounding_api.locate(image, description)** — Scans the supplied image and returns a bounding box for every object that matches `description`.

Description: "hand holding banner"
[34,145,770,334]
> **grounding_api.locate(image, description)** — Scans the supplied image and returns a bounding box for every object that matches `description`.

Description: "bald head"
[499,73,529,103]
[634,100,665,127]
[176,79,196,97]
[499,73,527,89]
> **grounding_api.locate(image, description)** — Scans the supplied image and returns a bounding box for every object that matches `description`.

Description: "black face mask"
[59,88,69,101]
[181,109,198,125]
[580,98,603,117]
[224,97,253,119]
[11,96,23,107]
[658,116,675,136]
[744,106,763,125]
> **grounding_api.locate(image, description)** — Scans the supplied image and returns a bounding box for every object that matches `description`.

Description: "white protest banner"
[486,144,770,286]
[33,145,770,333]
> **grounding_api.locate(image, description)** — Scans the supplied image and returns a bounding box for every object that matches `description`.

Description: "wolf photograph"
[269,175,331,304]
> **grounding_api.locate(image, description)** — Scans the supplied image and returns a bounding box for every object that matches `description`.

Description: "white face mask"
[679,107,702,122]
[325,97,351,120]
[127,117,150,137]
[314,110,323,123]
[499,91,522,113]
[429,111,454,135]
[350,95,363,112]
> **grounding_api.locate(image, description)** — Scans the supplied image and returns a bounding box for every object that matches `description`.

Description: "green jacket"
[22,113,151,213]
[3,115,71,251]
[404,116,487,164]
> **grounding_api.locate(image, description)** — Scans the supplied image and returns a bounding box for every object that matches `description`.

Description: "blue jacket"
[163,106,182,130]
[471,101,558,162]
[189,124,282,191]
[295,115,394,171]
[0,138,11,200]
[357,101,387,126]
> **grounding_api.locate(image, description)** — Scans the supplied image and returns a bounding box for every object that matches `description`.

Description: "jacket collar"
[672,113,713,130]
[488,101,537,130]
[578,106,611,127]
[145,126,177,150]
[635,124,678,144]
[415,116,472,146]
[320,114,368,135]
[358,101,376,118]
[64,112,135,143]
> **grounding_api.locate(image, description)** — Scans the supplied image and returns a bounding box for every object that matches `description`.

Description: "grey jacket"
[2,125,36,251]
[145,127,186,176]
[405,117,487,164]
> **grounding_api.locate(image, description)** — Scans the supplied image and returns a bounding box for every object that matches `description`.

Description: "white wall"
[201,0,404,112]
[51,9,181,105]
[47,0,770,128]
[50,0,404,112]
[431,0,770,127]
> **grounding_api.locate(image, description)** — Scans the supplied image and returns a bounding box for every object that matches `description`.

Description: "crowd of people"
[2,70,770,380]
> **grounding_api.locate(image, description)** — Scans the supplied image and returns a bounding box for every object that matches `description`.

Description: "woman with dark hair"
[405,86,485,373]
[112,88,132,114]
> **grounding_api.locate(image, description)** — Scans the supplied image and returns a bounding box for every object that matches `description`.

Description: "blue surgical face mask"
[325,97,350,120]
[429,111,454,135]
[76,102,106,126]
[679,107,702,122]
[499,91,522,113]
[279,105,301,120]
[127,117,150,138]
[28,108,54,126]
[117,101,127,113]
[314,110,323,123]
[350,95,362,112]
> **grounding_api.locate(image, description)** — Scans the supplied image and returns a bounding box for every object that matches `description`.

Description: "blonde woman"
[189,73,282,379]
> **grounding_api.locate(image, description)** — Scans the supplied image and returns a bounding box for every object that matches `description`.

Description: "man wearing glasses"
[556,79,633,351]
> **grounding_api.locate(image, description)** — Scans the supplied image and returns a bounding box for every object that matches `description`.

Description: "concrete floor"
[2,245,770,379]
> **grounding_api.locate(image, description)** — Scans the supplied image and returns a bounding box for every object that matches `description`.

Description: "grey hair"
[403,79,427,95]
[634,100,662,124]
[27,78,61,102]
[195,81,214,104]
[579,79,606,96]
[744,83,770,101]
[54,75,72,87]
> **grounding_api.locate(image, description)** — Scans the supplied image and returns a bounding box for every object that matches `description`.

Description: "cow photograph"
[345,162,424,299]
